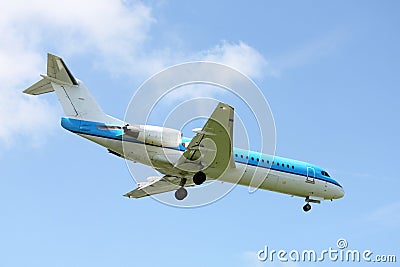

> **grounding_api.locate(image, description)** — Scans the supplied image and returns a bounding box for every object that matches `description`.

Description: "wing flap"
[124,176,182,199]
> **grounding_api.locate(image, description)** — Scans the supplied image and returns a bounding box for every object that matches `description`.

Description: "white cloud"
[0,1,268,147]
[0,5,58,148]
[151,41,269,105]
[0,0,156,147]
[0,91,58,148]
[0,0,158,76]
[201,41,268,79]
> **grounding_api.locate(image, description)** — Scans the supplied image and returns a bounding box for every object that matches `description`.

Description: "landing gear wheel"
[303,203,311,212]
[175,187,188,200]
[193,171,206,185]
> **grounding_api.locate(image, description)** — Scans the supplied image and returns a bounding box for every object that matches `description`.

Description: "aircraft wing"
[125,102,236,199]
[174,102,236,178]
[124,176,193,198]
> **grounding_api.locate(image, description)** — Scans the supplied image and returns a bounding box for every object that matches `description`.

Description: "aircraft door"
[306,166,315,184]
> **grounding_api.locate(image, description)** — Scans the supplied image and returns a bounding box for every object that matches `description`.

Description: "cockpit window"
[321,171,331,177]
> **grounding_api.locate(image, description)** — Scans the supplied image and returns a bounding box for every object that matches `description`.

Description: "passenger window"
[287,164,289,168]
[235,154,238,157]
[251,157,254,160]
[277,163,280,166]
[240,155,243,158]
[292,165,294,169]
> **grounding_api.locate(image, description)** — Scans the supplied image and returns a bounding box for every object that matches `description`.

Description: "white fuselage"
[79,132,344,201]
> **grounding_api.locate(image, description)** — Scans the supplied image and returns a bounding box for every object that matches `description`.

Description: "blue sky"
[1,1,399,266]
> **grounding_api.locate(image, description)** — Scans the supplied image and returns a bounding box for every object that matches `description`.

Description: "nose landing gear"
[303,203,312,212]
[302,196,322,212]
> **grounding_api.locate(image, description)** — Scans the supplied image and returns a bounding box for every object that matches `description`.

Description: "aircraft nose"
[335,185,345,199]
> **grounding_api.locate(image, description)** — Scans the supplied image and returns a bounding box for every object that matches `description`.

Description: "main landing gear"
[174,171,207,201]
[175,187,188,200]
[193,171,206,185]
[175,177,188,200]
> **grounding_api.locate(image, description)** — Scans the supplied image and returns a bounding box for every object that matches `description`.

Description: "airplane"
[24,53,344,212]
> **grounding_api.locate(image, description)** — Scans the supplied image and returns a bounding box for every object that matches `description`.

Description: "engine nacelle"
[123,124,182,147]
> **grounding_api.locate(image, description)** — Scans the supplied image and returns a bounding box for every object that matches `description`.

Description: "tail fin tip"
[46,53,78,86]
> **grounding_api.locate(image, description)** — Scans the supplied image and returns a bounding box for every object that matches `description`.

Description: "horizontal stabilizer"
[23,78,53,95]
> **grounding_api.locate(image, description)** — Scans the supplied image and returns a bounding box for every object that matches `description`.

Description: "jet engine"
[123,124,182,147]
